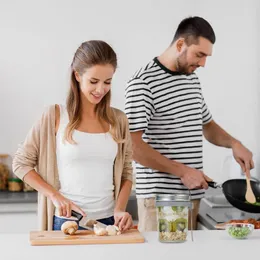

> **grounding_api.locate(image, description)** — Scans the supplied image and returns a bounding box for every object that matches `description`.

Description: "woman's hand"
[114,211,133,231]
[50,192,86,218]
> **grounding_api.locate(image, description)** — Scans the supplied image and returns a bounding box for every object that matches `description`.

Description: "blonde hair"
[64,40,124,144]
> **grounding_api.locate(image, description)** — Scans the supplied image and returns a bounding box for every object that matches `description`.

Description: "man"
[124,16,254,231]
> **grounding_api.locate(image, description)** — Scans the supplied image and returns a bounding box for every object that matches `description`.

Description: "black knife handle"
[207,181,217,189]
[71,210,83,221]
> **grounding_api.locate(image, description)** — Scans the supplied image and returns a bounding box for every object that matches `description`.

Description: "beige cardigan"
[12,105,133,231]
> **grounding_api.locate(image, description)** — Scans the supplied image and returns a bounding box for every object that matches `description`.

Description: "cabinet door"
[0,212,37,233]
[0,203,37,233]
[197,222,209,230]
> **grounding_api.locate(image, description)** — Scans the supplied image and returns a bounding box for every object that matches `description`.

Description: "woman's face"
[75,64,115,105]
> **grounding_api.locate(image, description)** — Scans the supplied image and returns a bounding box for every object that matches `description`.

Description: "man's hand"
[203,174,213,182]
[180,166,209,190]
[232,141,254,177]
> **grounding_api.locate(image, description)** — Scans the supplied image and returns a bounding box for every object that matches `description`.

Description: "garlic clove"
[105,225,122,236]
[94,224,107,236]
[106,225,117,236]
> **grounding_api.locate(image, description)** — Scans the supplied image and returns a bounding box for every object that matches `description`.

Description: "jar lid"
[156,194,191,202]
[8,178,23,183]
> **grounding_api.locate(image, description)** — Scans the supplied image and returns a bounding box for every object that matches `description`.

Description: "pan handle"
[207,181,220,189]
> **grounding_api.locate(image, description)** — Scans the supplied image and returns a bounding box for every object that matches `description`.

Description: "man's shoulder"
[127,58,158,84]
[190,72,200,80]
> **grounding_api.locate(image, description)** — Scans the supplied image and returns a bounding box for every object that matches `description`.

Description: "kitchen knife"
[71,210,108,230]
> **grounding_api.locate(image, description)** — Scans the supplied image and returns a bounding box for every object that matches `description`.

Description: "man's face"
[176,36,213,74]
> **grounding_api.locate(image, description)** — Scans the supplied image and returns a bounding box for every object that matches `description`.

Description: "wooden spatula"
[245,169,256,204]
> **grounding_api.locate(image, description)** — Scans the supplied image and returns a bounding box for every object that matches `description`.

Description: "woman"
[12,40,133,231]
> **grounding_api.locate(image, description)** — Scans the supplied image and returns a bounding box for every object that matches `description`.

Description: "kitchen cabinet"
[0,203,37,233]
[197,221,209,230]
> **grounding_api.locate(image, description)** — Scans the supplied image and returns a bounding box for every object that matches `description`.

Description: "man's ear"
[74,71,81,82]
[176,38,185,52]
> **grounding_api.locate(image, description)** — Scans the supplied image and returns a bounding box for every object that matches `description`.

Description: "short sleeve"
[201,95,213,125]
[125,78,154,132]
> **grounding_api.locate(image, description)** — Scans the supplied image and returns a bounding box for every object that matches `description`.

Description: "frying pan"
[207,179,260,213]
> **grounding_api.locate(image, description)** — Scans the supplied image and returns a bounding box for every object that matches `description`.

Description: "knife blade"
[71,210,108,230]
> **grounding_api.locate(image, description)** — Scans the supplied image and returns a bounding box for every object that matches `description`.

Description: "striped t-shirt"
[125,57,213,200]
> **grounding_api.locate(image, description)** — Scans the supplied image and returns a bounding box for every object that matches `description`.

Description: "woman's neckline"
[74,124,111,135]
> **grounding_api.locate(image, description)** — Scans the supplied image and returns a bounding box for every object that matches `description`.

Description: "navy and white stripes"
[125,57,212,199]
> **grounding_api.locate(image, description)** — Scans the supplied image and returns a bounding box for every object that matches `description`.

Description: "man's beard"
[176,51,199,74]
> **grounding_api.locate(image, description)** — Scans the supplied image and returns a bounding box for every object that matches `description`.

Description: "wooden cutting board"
[30,229,145,246]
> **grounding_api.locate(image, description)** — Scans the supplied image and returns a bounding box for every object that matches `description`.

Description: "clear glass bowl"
[226,223,254,239]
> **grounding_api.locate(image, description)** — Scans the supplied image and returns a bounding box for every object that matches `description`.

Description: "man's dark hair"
[172,16,216,45]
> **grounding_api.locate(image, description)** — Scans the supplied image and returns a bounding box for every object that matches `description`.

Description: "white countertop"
[1,230,259,260]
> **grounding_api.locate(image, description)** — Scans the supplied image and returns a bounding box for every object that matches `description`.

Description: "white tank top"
[55,105,118,220]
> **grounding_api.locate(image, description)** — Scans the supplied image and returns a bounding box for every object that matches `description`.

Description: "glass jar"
[156,194,192,243]
[8,178,23,192]
[0,154,10,191]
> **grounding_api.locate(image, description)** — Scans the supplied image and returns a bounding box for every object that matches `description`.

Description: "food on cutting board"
[94,224,121,236]
[60,219,123,236]
[228,218,260,229]
[93,224,107,236]
[61,221,78,235]
[106,225,121,236]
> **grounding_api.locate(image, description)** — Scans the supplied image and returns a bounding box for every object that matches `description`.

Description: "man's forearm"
[203,120,239,148]
[133,140,185,178]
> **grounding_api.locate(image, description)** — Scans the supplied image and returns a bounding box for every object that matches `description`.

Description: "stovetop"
[206,210,260,223]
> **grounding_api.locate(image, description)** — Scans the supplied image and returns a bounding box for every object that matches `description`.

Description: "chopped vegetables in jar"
[157,206,189,242]
[156,194,192,243]
[159,230,187,242]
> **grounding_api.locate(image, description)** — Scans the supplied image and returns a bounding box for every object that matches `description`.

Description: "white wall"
[192,0,259,182]
[0,0,259,182]
[257,0,260,178]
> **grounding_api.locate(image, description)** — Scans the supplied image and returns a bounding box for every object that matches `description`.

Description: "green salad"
[228,225,251,239]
